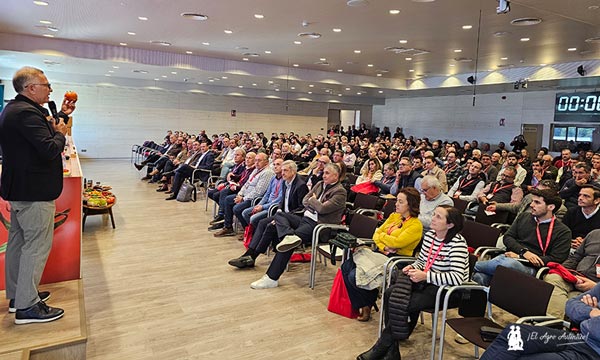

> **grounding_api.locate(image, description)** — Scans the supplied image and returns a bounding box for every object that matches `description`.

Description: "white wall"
[2,82,331,158]
[373,90,561,148]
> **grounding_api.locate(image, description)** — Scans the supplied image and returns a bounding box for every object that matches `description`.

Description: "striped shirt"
[412,230,469,286]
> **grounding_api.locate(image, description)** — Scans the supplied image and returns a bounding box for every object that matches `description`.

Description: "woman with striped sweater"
[357,205,469,360]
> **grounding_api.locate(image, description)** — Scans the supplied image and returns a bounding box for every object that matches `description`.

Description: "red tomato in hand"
[64,91,78,102]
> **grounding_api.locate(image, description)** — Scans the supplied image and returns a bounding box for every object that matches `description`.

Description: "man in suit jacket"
[250,163,347,289]
[166,142,214,200]
[0,67,75,324]
[228,160,308,268]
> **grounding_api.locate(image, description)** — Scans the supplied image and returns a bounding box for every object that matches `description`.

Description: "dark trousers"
[382,282,461,339]
[480,324,598,360]
[171,164,194,196]
[265,213,317,280]
[223,196,251,228]
[249,216,278,254]
[341,258,378,310]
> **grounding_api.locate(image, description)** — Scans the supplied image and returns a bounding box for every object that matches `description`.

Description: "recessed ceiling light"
[540,63,547,66]
[589,5,600,10]
[345,87,350,90]
[567,47,577,51]
[186,51,193,54]
[209,79,214,82]
[320,57,327,61]
[154,78,160,81]
[412,0,436,2]
[501,57,508,60]
[356,92,362,95]
[520,37,530,42]
[265,50,271,54]
[242,57,249,61]
[112,66,120,69]
[161,75,167,78]
[224,29,233,34]
[462,25,472,30]
[290,86,296,90]
[337,69,343,72]
[268,80,274,84]
[43,34,54,38]
[108,70,114,73]
[354,50,361,54]
[376,73,382,77]
[39,20,52,25]
[294,41,302,45]
[221,76,228,79]
[33,1,48,5]
[378,90,383,93]
[171,71,177,75]
[308,91,312,94]
[325,89,330,92]
[138,16,148,21]
[293,64,299,67]
[202,42,210,46]
[252,83,257,86]
[44,26,59,32]
[366,64,373,68]
[493,31,510,37]
[238,85,244,88]
[197,82,203,85]
[408,69,415,72]
[347,0,369,7]
[449,64,455,67]
[275,88,280,91]
[454,49,462,53]
[128,32,136,35]
[389,9,400,15]
[511,17,542,26]
[308,84,314,87]
[338,94,343,97]
[405,57,412,61]
[180,13,209,21]
[105,74,111,77]
[333,28,342,33]
[254,14,264,19]
[399,39,408,44]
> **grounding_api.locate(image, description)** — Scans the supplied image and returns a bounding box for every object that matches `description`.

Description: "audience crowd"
[134,125,600,359]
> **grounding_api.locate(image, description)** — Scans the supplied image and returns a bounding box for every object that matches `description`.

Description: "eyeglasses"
[501,174,515,179]
[421,186,431,193]
[27,83,52,89]
[317,160,327,164]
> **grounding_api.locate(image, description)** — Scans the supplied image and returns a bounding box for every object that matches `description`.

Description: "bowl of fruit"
[83,188,116,208]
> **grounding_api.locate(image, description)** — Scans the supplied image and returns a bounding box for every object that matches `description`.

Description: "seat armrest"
[536,266,550,279]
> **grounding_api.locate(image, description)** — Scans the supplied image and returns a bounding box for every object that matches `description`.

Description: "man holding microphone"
[0,66,75,324]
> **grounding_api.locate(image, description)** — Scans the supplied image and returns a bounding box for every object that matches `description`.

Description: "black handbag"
[328,231,357,265]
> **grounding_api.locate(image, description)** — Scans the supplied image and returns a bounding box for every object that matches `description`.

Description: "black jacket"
[0,95,66,201]
[279,175,309,213]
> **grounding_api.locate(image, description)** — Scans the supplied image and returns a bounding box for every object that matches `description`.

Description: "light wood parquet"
[80,159,511,360]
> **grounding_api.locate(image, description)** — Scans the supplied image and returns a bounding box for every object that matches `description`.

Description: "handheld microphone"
[48,101,59,124]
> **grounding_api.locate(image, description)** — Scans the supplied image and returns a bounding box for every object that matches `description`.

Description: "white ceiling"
[0,0,599,103]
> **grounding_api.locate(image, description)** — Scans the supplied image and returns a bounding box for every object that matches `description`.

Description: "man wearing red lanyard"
[472,189,571,286]
[448,159,486,202]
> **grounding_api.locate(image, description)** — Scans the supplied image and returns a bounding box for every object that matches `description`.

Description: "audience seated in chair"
[166,142,214,200]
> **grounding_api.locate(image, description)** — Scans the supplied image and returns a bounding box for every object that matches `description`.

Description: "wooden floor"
[79,159,491,360]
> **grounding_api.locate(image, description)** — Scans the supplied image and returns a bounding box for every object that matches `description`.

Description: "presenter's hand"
[61,98,76,115]
[52,119,67,135]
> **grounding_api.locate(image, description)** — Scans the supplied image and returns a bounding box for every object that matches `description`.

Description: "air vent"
[314,61,330,66]
[346,0,369,6]
[242,52,260,57]
[585,36,600,43]
[496,63,514,68]
[454,57,473,63]
[235,46,249,50]
[376,69,390,73]
[510,17,542,26]
[298,32,321,39]
[493,31,510,37]
[384,47,430,56]
[42,59,60,66]
[35,25,59,32]
[180,13,208,21]
[150,40,172,46]
[133,70,149,74]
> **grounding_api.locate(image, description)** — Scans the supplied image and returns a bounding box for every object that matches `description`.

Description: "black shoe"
[15,301,64,325]
[210,215,224,225]
[381,342,400,360]
[357,333,395,360]
[134,163,144,171]
[141,175,151,180]
[148,179,157,184]
[156,185,168,192]
[228,256,255,269]
[8,291,50,313]
[208,223,224,231]
[165,196,176,201]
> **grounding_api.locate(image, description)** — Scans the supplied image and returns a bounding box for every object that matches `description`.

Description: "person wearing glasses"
[475,166,524,215]
[0,67,76,324]
[389,157,423,196]
[418,176,453,230]
[559,162,600,211]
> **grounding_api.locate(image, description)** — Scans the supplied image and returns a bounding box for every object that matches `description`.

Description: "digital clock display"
[555,92,600,122]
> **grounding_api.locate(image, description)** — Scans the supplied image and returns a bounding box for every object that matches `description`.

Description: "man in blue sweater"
[481,282,600,359]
